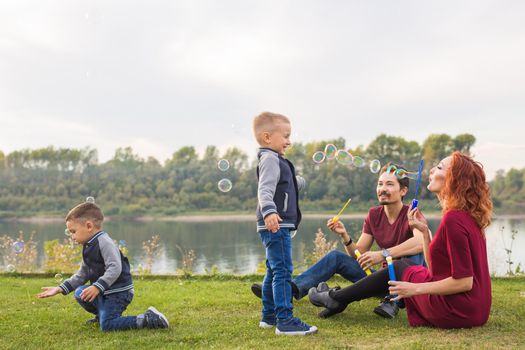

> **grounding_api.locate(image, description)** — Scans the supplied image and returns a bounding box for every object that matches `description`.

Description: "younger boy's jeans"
[74,285,137,331]
[259,228,293,321]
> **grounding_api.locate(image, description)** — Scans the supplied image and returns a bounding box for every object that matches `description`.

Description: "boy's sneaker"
[275,317,317,336]
[143,306,169,329]
[85,316,99,325]
[373,297,399,319]
[259,316,277,329]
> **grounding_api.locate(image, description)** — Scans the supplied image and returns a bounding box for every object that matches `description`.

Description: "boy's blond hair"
[65,202,104,228]
[252,112,290,145]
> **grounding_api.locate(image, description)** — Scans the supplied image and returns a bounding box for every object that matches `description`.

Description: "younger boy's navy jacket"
[59,231,133,295]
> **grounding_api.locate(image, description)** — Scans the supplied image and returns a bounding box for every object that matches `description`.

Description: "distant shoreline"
[2,212,524,223]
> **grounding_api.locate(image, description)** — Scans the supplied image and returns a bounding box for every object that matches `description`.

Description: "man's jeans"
[74,285,137,331]
[259,228,293,321]
[293,250,425,299]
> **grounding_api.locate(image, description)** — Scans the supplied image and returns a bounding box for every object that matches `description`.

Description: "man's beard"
[378,192,393,205]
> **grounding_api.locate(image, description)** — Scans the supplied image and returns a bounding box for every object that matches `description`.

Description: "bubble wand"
[331,197,352,224]
[411,160,424,209]
[386,256,397,299]
[354,249,372,276]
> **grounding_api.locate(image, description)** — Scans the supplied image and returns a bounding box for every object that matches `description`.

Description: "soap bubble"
[54,273,63,283]
[64,228,71,236]
[6,264,15,273]
[290,230,297,239]
[218,178,233,193]
[86,196,95,203]
[369,159,381,173]
[335,150,353,165]
[217,159,230,172]
[12,241,24,254]
[312,151,326,164]
[324,144,338,160]
[118,240,127,249]
[406,172,419,180]
[386,165,397,174]
[352,156,366,168]
[395,169,407,179]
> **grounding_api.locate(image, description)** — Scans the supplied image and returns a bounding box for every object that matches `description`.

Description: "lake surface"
[1,217,523,277]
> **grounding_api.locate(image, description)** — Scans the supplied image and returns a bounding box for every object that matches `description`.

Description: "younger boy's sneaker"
[85,316,99,325]
[142,306,169,329]
[275,317,317,336]
[259,316,277,329]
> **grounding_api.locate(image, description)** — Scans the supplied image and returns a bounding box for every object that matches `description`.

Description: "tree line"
[0,133,519,217]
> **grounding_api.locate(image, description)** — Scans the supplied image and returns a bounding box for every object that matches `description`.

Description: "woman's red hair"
[442,152,493,232]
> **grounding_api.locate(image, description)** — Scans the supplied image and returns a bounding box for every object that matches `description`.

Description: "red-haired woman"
[309,152,493,328]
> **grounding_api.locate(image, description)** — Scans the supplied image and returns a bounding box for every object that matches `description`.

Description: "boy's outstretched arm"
[37,286,62,298]
[58,261,89,295]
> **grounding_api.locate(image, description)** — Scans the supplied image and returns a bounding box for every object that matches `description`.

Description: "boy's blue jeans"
[74,285,137,331]
[259,228,294,321]
[292,250,426,299]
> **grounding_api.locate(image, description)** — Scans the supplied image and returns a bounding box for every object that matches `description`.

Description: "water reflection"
[0,218,523,276]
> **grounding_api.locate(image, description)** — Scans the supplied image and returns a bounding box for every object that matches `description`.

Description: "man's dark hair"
[379,162,410,195]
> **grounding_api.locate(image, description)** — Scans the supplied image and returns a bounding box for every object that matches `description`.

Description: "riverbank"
[3,211,525,223]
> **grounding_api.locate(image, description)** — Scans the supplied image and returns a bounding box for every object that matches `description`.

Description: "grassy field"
[0,275,524,349]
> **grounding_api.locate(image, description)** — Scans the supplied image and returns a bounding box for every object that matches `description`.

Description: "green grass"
[1,275,524,349]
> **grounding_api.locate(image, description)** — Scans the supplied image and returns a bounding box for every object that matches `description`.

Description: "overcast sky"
[0,1,523,179]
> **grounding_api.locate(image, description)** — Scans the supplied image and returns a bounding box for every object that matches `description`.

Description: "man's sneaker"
[259,316,277,329]
[143,306,169,329]
[275,317,317,336]
[85,316,99,325]
[373,297,399,319]
[250,282,299,301]
[251,283,262,299]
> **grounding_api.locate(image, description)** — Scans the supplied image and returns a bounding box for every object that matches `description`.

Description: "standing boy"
[253,112,317,336]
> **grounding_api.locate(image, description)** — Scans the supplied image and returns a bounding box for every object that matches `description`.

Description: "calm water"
[1,218,523,277]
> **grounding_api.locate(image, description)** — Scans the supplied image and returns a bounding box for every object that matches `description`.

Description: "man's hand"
[80,285,101,302]
[264,213,282,233]
[327,219,348,238]
[37,286,62,299]
[356,251,383,270]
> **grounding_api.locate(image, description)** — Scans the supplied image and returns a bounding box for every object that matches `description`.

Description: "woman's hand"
[388,281,421,301]
[327,219,348,238]
[408,208,429,235]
